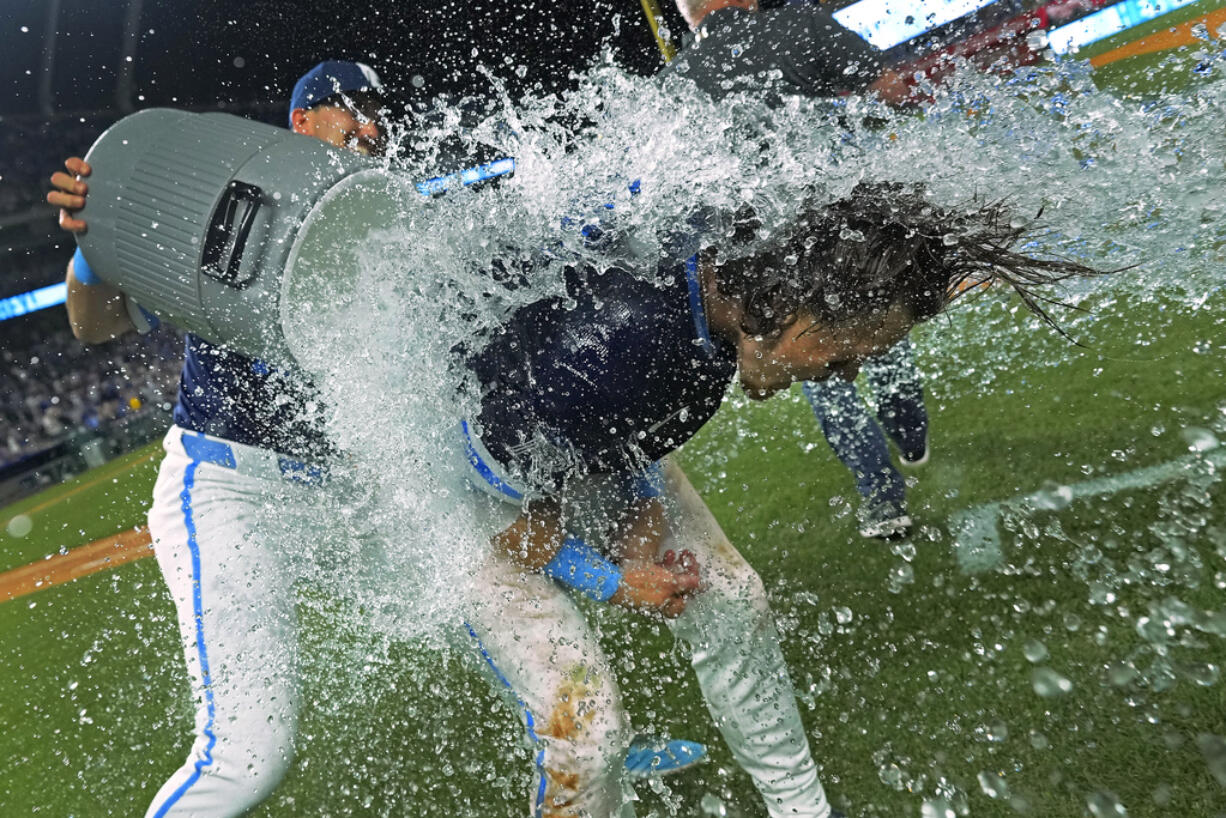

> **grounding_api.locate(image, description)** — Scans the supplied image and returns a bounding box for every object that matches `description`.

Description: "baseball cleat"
[624,737,707,778]
[899,442,930,468]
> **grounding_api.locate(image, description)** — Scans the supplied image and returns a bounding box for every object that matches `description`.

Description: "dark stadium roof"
[0,0,673,118]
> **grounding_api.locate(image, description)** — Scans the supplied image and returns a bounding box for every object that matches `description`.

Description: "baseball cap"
[289,60,386,126]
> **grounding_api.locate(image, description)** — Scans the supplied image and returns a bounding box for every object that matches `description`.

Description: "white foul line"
[949,446,1226,573]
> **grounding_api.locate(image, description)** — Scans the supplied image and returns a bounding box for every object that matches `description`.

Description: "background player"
[664,0,931,539]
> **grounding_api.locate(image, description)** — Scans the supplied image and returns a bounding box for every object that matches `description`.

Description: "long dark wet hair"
[710,182,1110,337]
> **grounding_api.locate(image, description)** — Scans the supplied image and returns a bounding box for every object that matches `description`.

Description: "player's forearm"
[611,497,666,562]
[491,499,565,571]
[494,500,628,603]
[66,263,135,344]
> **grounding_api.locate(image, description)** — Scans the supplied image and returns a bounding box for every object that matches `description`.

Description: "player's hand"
[611,549,701,620]
[47,157,91,234]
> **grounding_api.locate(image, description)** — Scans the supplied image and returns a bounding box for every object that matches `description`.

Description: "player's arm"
[492,494,700,619]
[66,258,135,343]
[49,157,139,343]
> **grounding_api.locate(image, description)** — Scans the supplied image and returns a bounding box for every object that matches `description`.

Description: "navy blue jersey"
[172,334,329,459]
[467,260,737,489]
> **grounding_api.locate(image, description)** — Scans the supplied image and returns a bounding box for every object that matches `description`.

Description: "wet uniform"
[172,335,329,458]
[459,253,835,817]
[468,261,735,489]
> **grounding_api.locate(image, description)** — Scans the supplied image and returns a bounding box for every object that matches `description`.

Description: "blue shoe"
[623,737,707,778]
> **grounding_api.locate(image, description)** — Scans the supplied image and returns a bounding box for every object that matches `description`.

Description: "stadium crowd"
[0,322,180,467]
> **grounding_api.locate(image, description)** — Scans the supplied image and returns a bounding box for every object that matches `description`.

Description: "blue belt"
[180,432,328,486]
[460,420,524,501]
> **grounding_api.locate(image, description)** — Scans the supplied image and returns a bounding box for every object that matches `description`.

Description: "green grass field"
[4,24,1226,817]
[3,287,1223,817]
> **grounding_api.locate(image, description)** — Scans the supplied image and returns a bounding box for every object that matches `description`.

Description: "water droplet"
[1031,667,1073,697]
[886,562,915,594]
[699,792,727,815]
[1085,790,1126,816]
[921,797,956,818]
[978,770,1009,799]
[834,606,853,625]
[1185,663,1219,687]
[986,720,1009,742]
[6,514,32,538]
[1031,481,1073,511]
[1107,662,1138,687]
[1022,639,1048,663]
[1196,734,1226,786]
[1180,427,1218,452]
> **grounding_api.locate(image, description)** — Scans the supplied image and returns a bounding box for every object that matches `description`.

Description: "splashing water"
[238,44,1226,813]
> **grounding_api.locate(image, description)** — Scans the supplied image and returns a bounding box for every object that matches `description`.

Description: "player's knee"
[213,719,297,793]
[239,732,297,797]
[150,731,295,817]
[537,665,629,813]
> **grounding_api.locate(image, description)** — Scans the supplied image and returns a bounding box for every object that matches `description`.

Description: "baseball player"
[48,57,1103,818]
[447,171,1103,818]
[662,0,931,541]
[50,61,399,818]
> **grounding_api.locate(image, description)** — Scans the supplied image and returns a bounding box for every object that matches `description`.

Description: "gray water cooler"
[76,108,419,365]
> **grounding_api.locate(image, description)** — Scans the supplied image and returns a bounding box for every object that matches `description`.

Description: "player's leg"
[659,461,834,818]
[864,339,928,465]
[801,377,908,537]
[462,538,635,817]
[143,431,305,818]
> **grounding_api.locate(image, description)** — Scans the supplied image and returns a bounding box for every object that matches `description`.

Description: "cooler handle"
[202,180,263,289]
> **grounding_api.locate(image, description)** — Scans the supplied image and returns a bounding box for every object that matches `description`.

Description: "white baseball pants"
[143,427,323,817]
[462,460,832,818]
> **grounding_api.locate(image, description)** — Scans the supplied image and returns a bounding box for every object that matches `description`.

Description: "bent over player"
[451,182,1103,816]
[664,0,930,540]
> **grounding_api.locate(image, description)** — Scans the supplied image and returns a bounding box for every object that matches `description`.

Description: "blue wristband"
[542,535,622,602]
[72,247,101,286]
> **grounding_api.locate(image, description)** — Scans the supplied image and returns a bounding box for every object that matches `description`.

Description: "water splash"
[241,43,1226,812]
